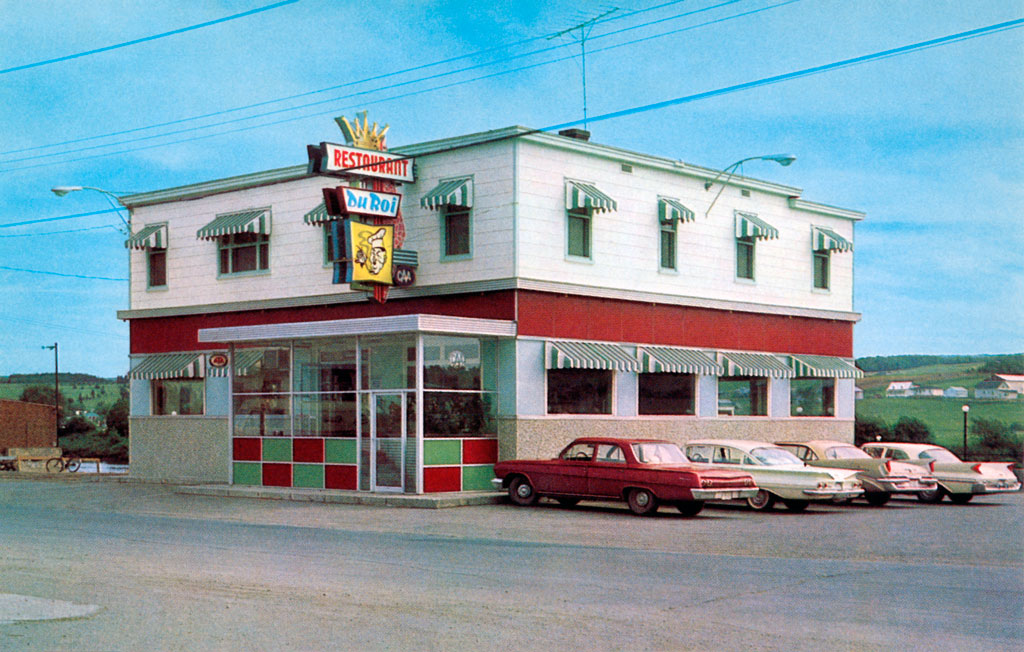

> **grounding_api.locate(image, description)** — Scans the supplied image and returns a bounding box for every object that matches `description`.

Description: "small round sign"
[393,265,416,287]
[209,353,229,368]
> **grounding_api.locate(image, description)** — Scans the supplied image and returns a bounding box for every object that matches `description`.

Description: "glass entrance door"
[371,393,405,492]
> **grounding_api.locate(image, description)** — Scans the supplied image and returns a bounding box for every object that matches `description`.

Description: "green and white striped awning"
[639,346,722,374]
[420,177,473,210]
[206,349,265,377]
[129,353,205,380]
[196,209,271,240]
[735,212,778,240]
[812,226,853,252]
[565,180,617,213]
[790,354,863,378]
[658,198,695,225]
[124,223,167,250]
[303,202,335,226]
[718,351,794,378]
[546,341,639,372]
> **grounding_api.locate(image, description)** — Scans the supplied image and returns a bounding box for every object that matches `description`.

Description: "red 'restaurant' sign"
[319,142,414,182]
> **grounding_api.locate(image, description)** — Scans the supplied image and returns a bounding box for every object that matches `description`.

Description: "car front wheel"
[747,490,775,511]
[627,488,659,516]
[675,500,704,517]
[508,476,539,506]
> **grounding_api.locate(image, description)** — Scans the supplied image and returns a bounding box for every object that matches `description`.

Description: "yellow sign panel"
[346,220,393,285]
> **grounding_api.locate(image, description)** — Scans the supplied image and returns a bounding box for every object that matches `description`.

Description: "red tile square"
[262,463,292,487]
[293,438,324,463]
[424,466,461,493]
[325,464,358,490]
[233,437,261,461]
[462,438,498,464]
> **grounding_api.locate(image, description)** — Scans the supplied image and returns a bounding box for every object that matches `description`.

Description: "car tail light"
[972,463,983,473]
[1008,464,1017,473]
[884,460,892,474]
[929,461,936,472]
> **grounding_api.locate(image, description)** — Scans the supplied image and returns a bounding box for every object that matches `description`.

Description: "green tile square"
[325,438,357,464]
[293,464,325,489]
[424,439,461,466]
[262,438,292,462]
[233,462,262,486]
[462,465,495,491]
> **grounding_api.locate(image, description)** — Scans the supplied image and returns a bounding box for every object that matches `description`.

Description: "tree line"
[855,353,1024,374]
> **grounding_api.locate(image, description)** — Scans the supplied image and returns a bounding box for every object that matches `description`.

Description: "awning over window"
[124,223,167,250]
[735,212,778,240]
[129,353,205,380]
[421,177,473,210]
[638,346,722,375]
[790,354,863,378]
[206,349,264,377]
[812,226,853,252]
[196,209,271,240]
[718,351,793,378]
[565,180,617,213]
[546,341,639,372]
[658,198,695,225]
[302,202,334,226]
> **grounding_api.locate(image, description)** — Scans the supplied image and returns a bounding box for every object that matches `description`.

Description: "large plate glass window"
[232,347,290,437]
[638,373,695,415]
[790,377,835,416]
[717,376,768,416]
[547,369,612,414]
[423,335,496,437]
[152,379,203,415]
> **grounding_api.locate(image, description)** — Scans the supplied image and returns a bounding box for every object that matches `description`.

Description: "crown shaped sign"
[335,112,389,151]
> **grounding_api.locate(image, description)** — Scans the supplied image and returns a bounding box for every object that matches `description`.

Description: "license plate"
[713,491,742,500]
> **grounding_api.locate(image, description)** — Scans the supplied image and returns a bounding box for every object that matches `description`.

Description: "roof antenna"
[548,8,618,131]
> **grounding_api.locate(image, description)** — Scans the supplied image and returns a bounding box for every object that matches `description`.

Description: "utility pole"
[548,8,618,130]
[42,342,58,446]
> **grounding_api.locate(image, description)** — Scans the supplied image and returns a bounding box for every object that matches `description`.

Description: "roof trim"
[197,313,517,343]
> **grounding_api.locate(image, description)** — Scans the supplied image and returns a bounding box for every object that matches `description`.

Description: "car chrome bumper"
[877,478,938,493]
[803,488,864,498]
[491,478,504,490]
[691,488,758,500]
[974,481,1022,494]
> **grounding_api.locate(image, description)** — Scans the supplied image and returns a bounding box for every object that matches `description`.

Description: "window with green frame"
[813,249,830,289]
[736,236,755,279]
[147,249,167,288]
[567,207,592,258]
[218,232,269,275]
[441,205,471,259]
[660,221,677,270]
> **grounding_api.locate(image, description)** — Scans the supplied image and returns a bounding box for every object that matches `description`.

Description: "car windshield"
[750,447,802,465]
[632,443,688,464]
[825,446,871,460]
[920,448,960,462]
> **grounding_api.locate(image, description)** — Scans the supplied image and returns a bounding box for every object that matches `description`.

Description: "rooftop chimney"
[558,128,590,142]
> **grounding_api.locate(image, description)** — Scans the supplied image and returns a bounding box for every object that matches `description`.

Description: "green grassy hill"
[0,380,126,416]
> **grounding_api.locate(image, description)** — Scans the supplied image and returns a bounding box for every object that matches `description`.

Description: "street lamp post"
[703,154,796,217]
[962,404,970,459]
[51,185,130,232]
[42,342,58,446]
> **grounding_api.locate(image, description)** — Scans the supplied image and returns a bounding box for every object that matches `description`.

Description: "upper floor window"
[660,221,677,270]
[442,205,471,259]
[811,226,853,291]
[565,180,617,261]
[813,249,830,289]
[734,212,778,282]
[124,222,169,289]
[148,250,167,288]
[219,233,269,275]
[567,207,593,259]
[657,198,693,272]
[196,208,272,277]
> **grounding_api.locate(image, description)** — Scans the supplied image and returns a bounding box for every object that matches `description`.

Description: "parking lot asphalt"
[0,478,1021,651]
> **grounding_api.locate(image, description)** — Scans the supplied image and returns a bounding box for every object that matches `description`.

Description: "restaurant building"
[118,119,863,492]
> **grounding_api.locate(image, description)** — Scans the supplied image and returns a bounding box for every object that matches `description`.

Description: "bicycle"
[45,457,82,473]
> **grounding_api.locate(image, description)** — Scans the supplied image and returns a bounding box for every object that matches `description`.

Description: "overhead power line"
[0,224,120,238]
[0,265,127,281]
[0,0,301,75]
[0,0,707,158]
[0,208,121,229]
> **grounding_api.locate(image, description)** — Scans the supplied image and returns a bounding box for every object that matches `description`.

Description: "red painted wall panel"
[232,437,261,461]
[424,466,461,493]
[325,464,358,490]
[129,291,517,354]
[262,463,292,487]
[462,438,498,465]
[292,438,325,463]
[516,291,854,357]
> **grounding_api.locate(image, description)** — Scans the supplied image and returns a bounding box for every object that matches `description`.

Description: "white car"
[861,442,1021,504]
[684,439,862,512]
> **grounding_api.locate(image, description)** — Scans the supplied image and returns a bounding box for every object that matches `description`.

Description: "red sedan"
[492,437,758,516]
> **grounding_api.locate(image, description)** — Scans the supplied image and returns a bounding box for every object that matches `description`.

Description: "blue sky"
[1,0,1021,377]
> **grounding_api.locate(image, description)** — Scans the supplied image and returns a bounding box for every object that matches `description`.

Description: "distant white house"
[886,381,917,397]
[944,386,968,399]
[854,387,864,400]
[975,378,1021,400]
[913,386,943,398]
[993,374,1024,393]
